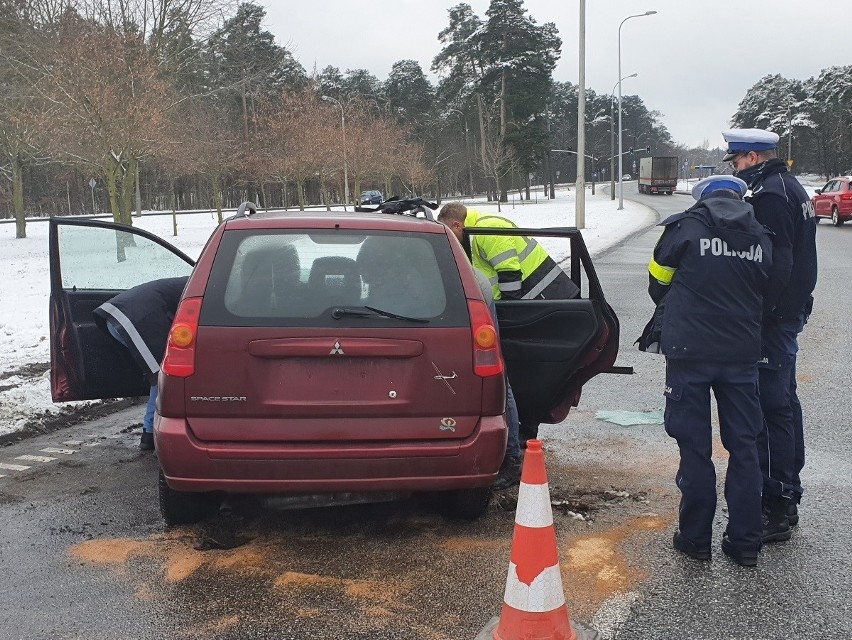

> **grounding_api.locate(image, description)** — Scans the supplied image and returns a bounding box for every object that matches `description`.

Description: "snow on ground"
[0,185,654,436]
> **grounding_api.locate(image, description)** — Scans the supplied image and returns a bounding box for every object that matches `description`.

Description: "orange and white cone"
[493,439,576,640]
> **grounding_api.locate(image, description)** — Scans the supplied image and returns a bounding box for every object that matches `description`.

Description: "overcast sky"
[259,0,850,149]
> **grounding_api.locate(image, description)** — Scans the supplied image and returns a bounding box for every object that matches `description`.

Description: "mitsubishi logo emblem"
[329,341,345,355]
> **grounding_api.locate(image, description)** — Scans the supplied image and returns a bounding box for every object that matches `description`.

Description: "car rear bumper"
[154,414,507,493]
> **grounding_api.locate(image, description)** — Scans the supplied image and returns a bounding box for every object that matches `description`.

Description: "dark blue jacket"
[737,159,817,321]
[646,191,774,362]
[93,277,188,384]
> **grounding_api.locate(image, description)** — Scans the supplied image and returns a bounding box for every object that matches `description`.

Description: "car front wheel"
[439,487,492,520]
[158,470,221,525]
[832,206,844,227]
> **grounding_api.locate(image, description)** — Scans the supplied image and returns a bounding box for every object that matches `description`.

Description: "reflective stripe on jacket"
[464,210,577,300]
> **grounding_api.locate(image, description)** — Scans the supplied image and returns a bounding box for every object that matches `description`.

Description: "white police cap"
[722,129,780,161]
[692,175,748,200]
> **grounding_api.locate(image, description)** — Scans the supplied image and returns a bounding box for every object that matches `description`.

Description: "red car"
[812,176,852,226]
[48,202,619,524]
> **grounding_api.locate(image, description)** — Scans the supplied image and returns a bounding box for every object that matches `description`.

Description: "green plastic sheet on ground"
[595,409,664,426]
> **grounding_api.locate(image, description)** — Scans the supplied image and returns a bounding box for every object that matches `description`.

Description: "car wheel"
[158,470,221,525]
[832,206,844,226]
[439,486,492,520]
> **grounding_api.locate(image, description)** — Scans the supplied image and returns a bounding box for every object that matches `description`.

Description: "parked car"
[812,176,852,226]
[359,190,383,205]
[621,174,632,181]
[48,201,620,524]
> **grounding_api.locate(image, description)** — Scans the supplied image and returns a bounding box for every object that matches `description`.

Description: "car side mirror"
[814,189,821,195]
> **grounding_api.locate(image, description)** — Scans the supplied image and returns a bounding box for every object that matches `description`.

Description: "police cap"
[722,128,780,161]
[692,175,748,200]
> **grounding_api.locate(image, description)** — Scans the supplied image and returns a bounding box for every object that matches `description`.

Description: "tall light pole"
[447,108,474,198]
[787,105,793,164]
[610,74,637,201]
[576,0,587,228]
[322,95,349,210]
[618,10,656,210]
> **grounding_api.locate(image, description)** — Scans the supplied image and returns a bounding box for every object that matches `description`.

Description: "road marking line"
[15,455,56,463]
[0,474,6,478]
[62,440,84,446]
[40,448,75,455]
[0,462,31,471]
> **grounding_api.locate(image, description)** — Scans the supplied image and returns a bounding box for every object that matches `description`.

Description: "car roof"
[223,210,446,233]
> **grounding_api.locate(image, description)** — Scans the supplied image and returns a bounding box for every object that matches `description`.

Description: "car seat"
[307,256,363,309]
[237,244,301,315]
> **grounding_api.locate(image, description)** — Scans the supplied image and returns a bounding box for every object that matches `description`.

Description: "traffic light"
[645,146,651,154]
[628,147,634,155]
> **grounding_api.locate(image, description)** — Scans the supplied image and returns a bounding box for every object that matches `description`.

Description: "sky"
[259,0,851,149]
[0,187,654,437]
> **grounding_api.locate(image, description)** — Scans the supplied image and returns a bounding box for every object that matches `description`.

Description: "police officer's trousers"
[757,316,806,501]
[664,359,763,552]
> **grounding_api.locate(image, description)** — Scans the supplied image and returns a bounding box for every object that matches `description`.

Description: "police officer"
[438,202,579,448]
[642,175,774,566]
[94,277,188,450]
[724,128,818,541]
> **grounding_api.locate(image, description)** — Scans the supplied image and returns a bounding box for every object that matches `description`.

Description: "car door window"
[57,223,194,289]
[49,219,195,402]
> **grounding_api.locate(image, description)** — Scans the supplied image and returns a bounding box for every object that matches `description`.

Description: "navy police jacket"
[738,158,817,321]
[644,191,774,362]
[93,277,189,385]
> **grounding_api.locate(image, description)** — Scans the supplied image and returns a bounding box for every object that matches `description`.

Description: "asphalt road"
[1,184,849,639]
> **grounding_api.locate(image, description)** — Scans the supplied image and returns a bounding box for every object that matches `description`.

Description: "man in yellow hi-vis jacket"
[438,202,579,301]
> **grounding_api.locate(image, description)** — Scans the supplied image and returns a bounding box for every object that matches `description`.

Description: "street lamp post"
[787,105,793,163]
[618,10,656,210]
[322,96,349,210]
[610,74,636,201]
[448,108,474,198]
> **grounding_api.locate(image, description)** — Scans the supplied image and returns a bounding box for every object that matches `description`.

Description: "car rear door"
[467,226,620,426]
[49,218,195,402]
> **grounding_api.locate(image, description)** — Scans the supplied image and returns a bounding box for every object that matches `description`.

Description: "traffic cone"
[493,439,576,640]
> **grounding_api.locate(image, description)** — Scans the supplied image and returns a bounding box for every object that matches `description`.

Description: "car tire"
[439,486,492,520]
[832,206,844,227]
[158,470,221,526]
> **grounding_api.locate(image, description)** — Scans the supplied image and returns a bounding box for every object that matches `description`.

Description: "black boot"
[139,431,155,451]
[787,502,799,527]
[493,456,522,491]
[762,496,792,543]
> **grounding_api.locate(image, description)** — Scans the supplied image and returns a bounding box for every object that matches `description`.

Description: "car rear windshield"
[199,228,469,328]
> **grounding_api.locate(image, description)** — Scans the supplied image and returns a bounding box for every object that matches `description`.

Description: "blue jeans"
[488,299,520,460]
[757,316,806,501]
[506,384,520,458]
[144,385,158,434]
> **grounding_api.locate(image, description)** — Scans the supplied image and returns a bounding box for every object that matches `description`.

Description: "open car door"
[466,225,621,427]
[49,218,195,402]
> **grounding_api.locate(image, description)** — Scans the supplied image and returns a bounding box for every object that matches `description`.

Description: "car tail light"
[162,297,202,377]
[841,193,852,200]
[468,299,504,377]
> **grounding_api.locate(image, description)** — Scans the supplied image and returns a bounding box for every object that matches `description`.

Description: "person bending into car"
[93,277,188,451]
[439,203,577,487]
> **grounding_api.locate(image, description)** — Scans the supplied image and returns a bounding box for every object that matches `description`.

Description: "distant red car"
[48,201,620,524]
[812,176,852,226]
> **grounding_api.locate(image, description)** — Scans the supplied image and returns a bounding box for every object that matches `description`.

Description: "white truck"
[639,156,678,195]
